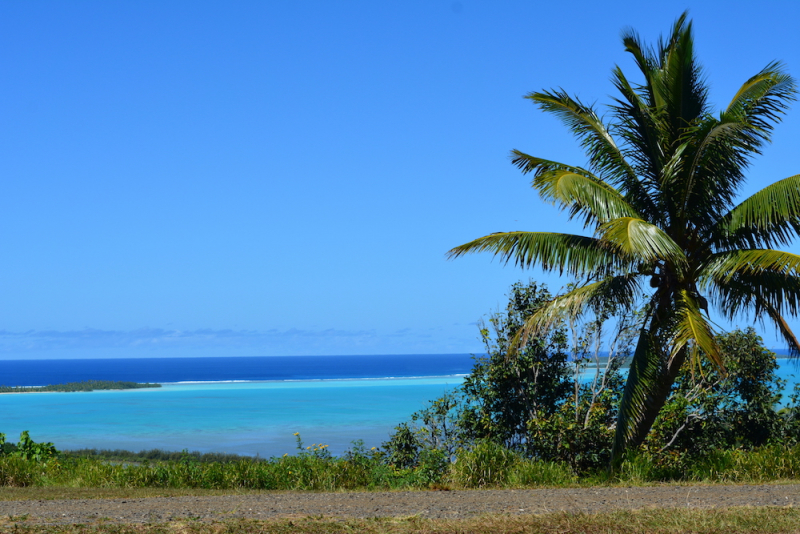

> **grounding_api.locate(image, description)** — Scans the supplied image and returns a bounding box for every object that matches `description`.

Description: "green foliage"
[0,456,38,487]
[506,458,578,487]
[382,281,573,466]
[14,431,58,462]
[386,276,800,481]
[448,11,800,464]
[778,384,800,442]
[0,431,58,463]
[5,429,800,490]
[62,448,251,464]
[449,440,518,487]
[527,399,614,474]
[384,280,635,475]
[405,390,468,459]
[615,443,800,484]
[381,422,419,469]
[6,440,800,490]
[641,328,785,470]
[460,281,571,452]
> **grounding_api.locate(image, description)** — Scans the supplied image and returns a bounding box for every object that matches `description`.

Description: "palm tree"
[448,12,799,464]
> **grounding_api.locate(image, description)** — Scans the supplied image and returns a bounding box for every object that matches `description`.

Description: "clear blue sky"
[1,1,798,359]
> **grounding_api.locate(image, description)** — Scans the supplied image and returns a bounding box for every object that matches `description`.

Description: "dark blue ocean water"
[0,354,477,456]
[0,354,476,387]
[2,353,798,457]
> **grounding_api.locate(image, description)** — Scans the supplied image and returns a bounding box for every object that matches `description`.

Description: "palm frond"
[713,174,800,249]
[655,13,708,130]
[447,232,627,277]
[512,150,657,222]
[677,116,753,226]
[524,91,637,181]
[534,170,640,225]
[761,298,800,359]
[677,66,798,223]
[680,65,797,227]
[610,67,664,194]
[659,141,689,187]
[703,249,800,283]
[707,270,800,320]
[619,25,657,106]
[509,152,595,181]
[597,217,686,267]
[669,289,722,369]
[704,271,800,358]
[725,62,797,140]
[513,274,641,346]
[523,161,641,225]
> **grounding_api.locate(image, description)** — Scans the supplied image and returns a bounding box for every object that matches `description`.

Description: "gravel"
[1,484,799,525]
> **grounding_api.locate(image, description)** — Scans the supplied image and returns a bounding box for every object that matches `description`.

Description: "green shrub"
[0,431,58,462]
[449,440,518,488]
[0,456,41,487]
[685,443,800,483]
[507,459,577,487]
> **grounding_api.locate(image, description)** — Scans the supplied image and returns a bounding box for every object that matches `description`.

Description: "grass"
[2,508,800,533]
[5,443,800,493]
[5,440,800,498]
[63,449,253,464]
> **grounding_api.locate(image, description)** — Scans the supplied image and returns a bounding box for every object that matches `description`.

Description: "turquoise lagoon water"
[3,355,798,459]
[1,377,465,458]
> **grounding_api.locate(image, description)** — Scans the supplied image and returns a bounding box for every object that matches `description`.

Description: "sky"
[1,1,799,359]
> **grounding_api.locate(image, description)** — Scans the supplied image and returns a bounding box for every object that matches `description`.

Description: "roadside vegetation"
[379,280,800,485]
[63,449,249,464]
[3,437,800,492]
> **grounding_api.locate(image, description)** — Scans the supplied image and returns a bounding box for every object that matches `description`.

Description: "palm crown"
[449,13,799,462]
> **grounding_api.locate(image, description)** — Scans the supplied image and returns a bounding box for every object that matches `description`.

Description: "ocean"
[1,353,798,459]
[0,354,474,458]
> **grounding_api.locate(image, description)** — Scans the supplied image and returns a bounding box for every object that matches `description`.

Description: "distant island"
[0,380,161,393]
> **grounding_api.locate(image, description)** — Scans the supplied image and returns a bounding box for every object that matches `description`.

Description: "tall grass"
[4,442,800,491]
[687,443,800,482]
[63,448,250,464]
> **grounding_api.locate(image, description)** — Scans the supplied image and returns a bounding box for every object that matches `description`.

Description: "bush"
[507,458,577,487]
[449,440,519,488]
[0,456,39,487]
[641,327,788,468]
[385,280,636,474]
[460,281,571,452]
[0,431,58,463]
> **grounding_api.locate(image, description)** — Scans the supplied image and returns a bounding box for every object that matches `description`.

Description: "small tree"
[645,327,785,460]
[459,281,571,452]
[384,280,637,473]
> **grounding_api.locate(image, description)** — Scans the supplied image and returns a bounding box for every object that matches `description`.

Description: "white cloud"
[0,325,482,358]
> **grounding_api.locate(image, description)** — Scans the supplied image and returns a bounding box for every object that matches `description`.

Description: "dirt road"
[1,484,798,525]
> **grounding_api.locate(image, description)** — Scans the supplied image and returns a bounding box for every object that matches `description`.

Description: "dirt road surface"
[0,484,798,525]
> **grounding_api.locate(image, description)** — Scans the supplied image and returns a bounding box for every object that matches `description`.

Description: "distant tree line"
[0,380,161,393]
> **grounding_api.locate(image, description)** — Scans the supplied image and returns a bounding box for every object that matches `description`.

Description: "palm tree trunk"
[610,318,688,468]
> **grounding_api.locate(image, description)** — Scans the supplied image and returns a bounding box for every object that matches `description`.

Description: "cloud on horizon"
[0,326,478,357]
